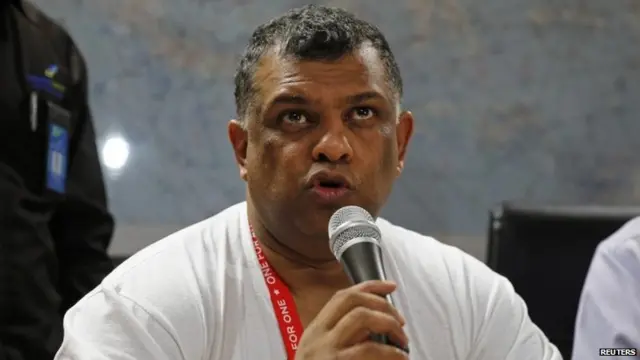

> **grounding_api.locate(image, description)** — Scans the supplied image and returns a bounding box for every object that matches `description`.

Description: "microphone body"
[328,206,408,353]
[339,240,395,345]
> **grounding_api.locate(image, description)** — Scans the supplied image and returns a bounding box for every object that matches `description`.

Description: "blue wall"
[34,0,640,237]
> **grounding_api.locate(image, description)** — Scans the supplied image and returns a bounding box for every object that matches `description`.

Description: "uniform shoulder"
[20,1,87,80]
[21,1,68,39]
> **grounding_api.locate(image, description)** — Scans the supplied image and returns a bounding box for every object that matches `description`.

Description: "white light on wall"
[101,135,130,171]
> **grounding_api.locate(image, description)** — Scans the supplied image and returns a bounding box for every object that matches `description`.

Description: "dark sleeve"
[49,37,115,312]
[0,163,63,360]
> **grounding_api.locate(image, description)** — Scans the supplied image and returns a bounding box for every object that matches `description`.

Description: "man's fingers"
[314,281,401,329]
[330,307,408,349]
[336,341,409,360]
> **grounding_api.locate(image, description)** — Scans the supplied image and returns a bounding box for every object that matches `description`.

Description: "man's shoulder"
[375,217,502,294]
[65,203,250,358]
[102,202,248,293]
[376,217,471,267]
[374,218,562,358]
[376,217,439,249]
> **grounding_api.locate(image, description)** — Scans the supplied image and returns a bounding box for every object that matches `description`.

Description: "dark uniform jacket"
[0,1,114,358]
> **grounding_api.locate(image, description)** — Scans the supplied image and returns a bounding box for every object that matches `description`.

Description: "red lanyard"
[250,226,304,360]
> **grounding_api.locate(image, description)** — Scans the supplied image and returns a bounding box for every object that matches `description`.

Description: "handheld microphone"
[328,206,408,353]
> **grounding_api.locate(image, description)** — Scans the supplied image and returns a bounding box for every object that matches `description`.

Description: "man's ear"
[228,119,248,181]
[395,111,414,176]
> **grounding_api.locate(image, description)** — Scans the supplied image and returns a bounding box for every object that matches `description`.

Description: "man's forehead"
[251,45,393,108]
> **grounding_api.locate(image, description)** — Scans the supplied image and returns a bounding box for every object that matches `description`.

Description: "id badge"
[45,101,71,194]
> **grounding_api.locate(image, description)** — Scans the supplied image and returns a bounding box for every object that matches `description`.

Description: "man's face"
[229,46,414,240]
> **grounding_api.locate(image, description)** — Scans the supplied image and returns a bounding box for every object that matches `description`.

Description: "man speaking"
[55,5,561,359]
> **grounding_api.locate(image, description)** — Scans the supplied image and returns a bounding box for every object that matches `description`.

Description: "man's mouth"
[314,179,347,189]
[309,175,351,203]
[307,171,352,190]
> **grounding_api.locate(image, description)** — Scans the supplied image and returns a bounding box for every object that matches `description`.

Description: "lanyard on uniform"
[250,225,304,360]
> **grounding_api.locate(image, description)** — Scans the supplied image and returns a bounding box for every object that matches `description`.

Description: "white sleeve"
[461,254,563,360]
[54,287,185,360]
[571,238,640,360]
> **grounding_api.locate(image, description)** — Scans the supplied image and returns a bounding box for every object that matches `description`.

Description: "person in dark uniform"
[0,0,114,359]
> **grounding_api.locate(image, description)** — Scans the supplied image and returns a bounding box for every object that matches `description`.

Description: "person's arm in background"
[571,227,640,360]
[49,35,115,312]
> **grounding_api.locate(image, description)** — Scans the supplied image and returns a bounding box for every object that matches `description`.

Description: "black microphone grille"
[328,206,381,259]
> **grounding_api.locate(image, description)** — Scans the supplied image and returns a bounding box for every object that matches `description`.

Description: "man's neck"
[247,204,351,294]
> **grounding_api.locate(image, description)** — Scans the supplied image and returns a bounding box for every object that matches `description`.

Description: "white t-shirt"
[55,202,562,360]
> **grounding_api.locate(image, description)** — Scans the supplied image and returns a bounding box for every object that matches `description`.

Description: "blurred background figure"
[0,1,114,359]
[571,218,640,360]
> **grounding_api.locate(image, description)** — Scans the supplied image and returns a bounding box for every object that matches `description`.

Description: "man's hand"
[295,280,409,359]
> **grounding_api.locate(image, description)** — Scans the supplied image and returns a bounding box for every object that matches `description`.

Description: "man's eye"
[281,111,308,124]
[351,107,375,120]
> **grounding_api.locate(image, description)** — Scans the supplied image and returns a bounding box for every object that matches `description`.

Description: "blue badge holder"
[44,101,71,194]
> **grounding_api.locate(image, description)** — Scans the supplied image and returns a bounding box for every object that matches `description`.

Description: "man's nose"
[311,121,354,163]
